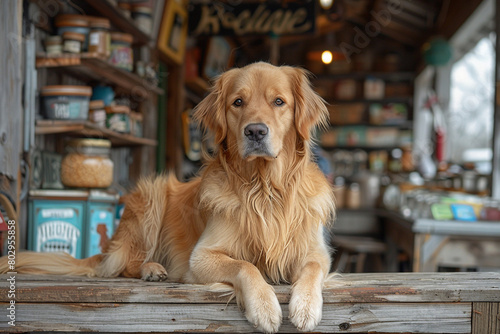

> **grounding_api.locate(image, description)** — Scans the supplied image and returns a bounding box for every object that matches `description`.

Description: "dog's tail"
[0,252,102,277]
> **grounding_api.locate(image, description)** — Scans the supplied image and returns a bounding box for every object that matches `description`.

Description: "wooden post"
[166,64,184,177]
[492,0,500,198]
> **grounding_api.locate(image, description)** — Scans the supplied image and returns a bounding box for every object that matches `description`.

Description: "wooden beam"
[0,273,499,333]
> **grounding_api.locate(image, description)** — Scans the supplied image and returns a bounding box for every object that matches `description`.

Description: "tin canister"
[28,190,88,259]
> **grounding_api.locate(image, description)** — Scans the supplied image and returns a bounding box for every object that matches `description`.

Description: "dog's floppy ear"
[193,69,237,145]
[287,67,329,141]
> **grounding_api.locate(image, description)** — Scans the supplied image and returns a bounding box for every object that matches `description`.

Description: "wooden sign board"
[189,1,316,37]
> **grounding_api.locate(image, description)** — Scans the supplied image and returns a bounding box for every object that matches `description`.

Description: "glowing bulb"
[320,0,334,10]
[321,50,333,64]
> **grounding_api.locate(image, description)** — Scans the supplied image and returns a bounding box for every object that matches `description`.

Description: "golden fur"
[0,62,335,333]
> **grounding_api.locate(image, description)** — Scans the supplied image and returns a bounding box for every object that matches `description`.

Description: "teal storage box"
[29,190,88,259]
[85,190,118,257]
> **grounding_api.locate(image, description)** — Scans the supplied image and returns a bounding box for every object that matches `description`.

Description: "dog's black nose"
[244,123,268,142]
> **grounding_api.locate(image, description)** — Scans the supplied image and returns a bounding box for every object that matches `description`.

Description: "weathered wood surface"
[0,272,498,333]
[472,302,500,334]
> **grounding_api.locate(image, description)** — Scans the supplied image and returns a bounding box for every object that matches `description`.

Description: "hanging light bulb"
[320,0,334,10]
[321,50,333,64]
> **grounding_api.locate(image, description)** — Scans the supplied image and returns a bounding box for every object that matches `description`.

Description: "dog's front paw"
[140,262,168,281]
[243,285,282,333]
[289,284,323,332]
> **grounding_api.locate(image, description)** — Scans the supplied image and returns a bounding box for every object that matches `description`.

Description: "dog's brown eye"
[275,98,284,106]
[233,98,243,107]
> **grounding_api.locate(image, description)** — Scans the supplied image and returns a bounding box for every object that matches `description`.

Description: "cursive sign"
[189,1,315,36]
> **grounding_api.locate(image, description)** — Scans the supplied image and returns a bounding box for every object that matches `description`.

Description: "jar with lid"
[61,139,114,188]
[131,5,152,35]
[88,17,111,57]
[346,182,361,209]
[45,35,62,56]
[130,111,143,137]
[481,199,500,221]
[106,105,131,133]
[88,100,107,127]
[109,33,134,71]
[62,32,85,53]
[118,2,132,18]
[55,14,89,50]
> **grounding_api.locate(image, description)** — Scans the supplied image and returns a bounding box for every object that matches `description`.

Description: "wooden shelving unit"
[36,53,163,97]
[314,72,415,81]
[84,0,151,45]
[185,77,210,96]
[329,121,414,129]
[35,120,157,147]
[332,96,413,104]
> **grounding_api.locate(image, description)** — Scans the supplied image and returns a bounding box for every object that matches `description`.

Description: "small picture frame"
[203,37,234,80]
[157,0,188,65]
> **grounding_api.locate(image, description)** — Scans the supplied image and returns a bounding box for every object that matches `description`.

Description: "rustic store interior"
[0,0,499,273]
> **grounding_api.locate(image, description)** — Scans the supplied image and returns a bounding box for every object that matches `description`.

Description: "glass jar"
[62,31,85,54]
[131,5,152,35]
[481,199,500,221]
[88,17,111,57]
[109,32,133,71]
[56,14,89,50]
[88,100,107,127]
[45,35,62,56]
[129,111,143,137]
[105,105,131,133]
[61,139,114,188]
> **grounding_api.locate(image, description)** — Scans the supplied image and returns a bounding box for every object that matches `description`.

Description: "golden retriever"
[1,62,335,333]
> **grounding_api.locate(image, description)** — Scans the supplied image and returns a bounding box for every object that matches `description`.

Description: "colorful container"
[106,105,131,133]
[29,189,119,259]
[85,190,118,257]
[109,32,134,71]
[29,190,87,259]
[41,85,92,120]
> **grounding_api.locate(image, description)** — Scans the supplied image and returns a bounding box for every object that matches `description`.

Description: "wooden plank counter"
[0,272,499,333]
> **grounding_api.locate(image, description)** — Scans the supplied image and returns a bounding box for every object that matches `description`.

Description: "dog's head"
[194,62,328,161]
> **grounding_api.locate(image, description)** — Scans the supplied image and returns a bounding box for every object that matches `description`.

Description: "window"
[447,34,495,172]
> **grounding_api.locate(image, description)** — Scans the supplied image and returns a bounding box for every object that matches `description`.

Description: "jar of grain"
[61,139,114,188]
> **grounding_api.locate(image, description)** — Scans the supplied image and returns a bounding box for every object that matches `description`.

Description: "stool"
[332,235,387,273]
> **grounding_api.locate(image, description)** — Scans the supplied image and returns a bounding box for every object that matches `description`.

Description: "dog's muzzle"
[242,123,274,159]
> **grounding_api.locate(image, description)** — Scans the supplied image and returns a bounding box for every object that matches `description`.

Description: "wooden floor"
[0,272,499,333]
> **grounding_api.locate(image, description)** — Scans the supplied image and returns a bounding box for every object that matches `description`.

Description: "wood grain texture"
[0,302,471,333]
[0,273,498,332]
[0,272,499,304]
[472,303,500,334]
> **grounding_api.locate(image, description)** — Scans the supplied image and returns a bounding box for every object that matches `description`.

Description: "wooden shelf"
[186,77,210,96]
[35,120,157,147]
[36,53,163,97]
[314,71,415,81]
[322,145,409,151]
[331,97,413,104]
[329,121,413,129]
[84,0,151,46]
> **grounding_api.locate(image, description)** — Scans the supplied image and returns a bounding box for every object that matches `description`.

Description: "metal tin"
[85,190,118,257]
[28,190,88,259]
